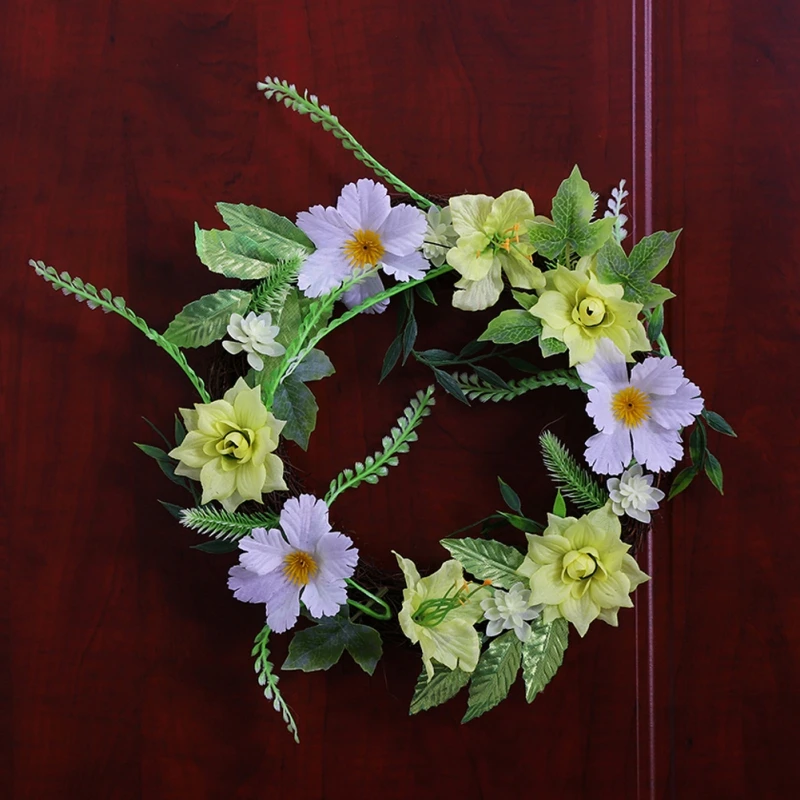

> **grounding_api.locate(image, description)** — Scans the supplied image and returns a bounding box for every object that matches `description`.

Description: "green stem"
[346,579,393,621]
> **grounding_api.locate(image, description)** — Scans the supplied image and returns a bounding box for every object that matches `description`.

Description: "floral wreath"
[31,77,736,742]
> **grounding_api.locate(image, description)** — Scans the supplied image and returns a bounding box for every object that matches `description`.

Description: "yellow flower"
[516,505,649,637]
[445,190,545,311]
[529,257,649,365]
[169,378,287,512]
[394,552,485,679]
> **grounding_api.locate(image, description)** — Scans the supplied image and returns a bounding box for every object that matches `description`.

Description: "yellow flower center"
[343,229,385,269]
[611,386,652,428]
[215,429,253,460]
[577,297,606,327]
[283,550,318,586]
[562,550,600,582]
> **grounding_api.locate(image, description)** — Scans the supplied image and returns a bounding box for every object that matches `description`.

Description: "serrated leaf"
[521,617,569,703]
[702,409,737,437]
[439,538,524,589]
[595,232,679,309]
[409,661,471,714]
[194,225,276,280]
[293,349,335,382]
[498,476,522,513]
[216,202,314,259]
[540,336,568,358]
[462,631,522,722]
[163,288,252,348]
[273,376,318,450]
[527,166,615,259]
[478,309,542,345]
[704,451,724,494]
[283,607,383,675]
[552,490,567,517]
[433,368,470,405]
[668,465,699,500]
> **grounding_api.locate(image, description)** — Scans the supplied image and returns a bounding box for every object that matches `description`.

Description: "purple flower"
[228,494,358,633]
[577,339,704,475]
[296,179,428,312]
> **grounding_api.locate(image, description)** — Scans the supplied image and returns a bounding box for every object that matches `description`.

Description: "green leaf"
[702,409,737,437]
[191,539,240,554]
[689,421,707,466]
[668,465,699,500]
[595,231,679,309]
[216,202,314,260]
[194,225,277,280]
[272,375,318,450]
[380,336,403,382]
[292,349,335,383]
[439,538,524,589]
[647,303,665,343]
[401,315,419,364]
[163,288,252,348]
[472,366,509,390]
[158,500,185,520]
[511,289,538,311]
[415,282,437,305]
[174,414,186,446]
[180,506,280,541]
[521,617,569,703]
[283,607,383,675]
[552,490,567,518]
[704,451,724,494]
[462,631,522,722]
[540,336,568,358]
[527,166,615,259]
[415,348,457,365]
[478,309,542,344]
[433,368,470,405]
[409,661,471,715]
[539,431,609,511]
[134,442,184,487]
[497,512,544,533]
[498,476,522,513]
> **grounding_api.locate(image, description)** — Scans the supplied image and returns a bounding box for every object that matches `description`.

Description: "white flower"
[607,464,665,523]
[296,179,428,313]
[228,494,359,633]
[422,205,457,267]
[577,339,704,475]
[222,311,286,371]
[480,582,542,642]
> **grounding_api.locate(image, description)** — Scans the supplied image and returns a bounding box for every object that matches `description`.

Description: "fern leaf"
[252,625,299,743]
[180,507,280,541]
[455,370,587,403]
[539,431,609,511]
[249,258,301,315]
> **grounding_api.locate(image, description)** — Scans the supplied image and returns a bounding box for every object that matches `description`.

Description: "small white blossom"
[607,464,665,524]
[422,205,457,267]
[481,581,542,642]
[604,178,629,243]
[222,311,286,371]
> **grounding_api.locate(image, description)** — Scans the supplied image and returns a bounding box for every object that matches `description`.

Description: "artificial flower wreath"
[31,77,735,742]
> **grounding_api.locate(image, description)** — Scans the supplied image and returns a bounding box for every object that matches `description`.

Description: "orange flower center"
[611,386,651,428]
[283,550,318,586]
[343,229,385,268]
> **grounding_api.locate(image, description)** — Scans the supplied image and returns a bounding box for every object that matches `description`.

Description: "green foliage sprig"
[248,258,301,314]
[456,369,587,403]
[180,507,281,541]
[252,625,299,743]
[325,386,436,505]
[539,431,609,511]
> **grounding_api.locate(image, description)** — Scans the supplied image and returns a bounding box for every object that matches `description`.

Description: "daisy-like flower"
[607,464,665,523]
[169,378,287,511]
[481,582,543,642]
[296,179,428,313]
[422,205,457,267]
[517,505,649,637]
[228,494,359,634]
[222,311,285,371]
[576,339,704,475]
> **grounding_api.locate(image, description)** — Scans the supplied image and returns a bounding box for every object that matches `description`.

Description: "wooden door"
[2,1,797,797]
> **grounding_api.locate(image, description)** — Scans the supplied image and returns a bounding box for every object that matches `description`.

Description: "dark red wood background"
[2,1,798,797]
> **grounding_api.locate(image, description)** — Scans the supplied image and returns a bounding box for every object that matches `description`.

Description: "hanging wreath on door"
[31,77,735,742]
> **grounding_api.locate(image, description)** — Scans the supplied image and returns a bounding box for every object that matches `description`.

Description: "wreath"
[31,77,736,742]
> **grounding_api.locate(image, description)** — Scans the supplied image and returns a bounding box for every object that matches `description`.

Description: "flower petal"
[648,381,704,429]
[302,575,349,620]
[451,264,504,311]
[170,431,212,469]
[341,272,389,314]
[296,204,350,249]
[261,453,288,493]
[630,355,688,396]
[585,385,621,434]
[233,383,268,431]
[528,563,572,606]
[559,593,600,637]
[380,250,429,281]
[449,194,494,237]
[264,576,302,634]
[378,203,426,255]
[631,422,684,473]
[200,458,236,504]
[235,461,266,503]
[298,249,355,298]
[529,290,572,332]
[584,429,633,475]
[314,531,359,581]
[228,565,275,604]
[576,338,630,391]
[279,494,332,551]
[336,179,391,231]
[238,527,292,575]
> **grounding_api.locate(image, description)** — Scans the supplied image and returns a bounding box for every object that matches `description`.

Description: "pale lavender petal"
[486,618,505,636]
[263,576,302,634]
[342,272,389,313]
[576,338,629,392]
[279,494,332,551]
[380,250,430,281]
[314,531,359,581]
[584,429,633,475]
[378,203,427,255]
[228,565,274,604]
[630,355,687,396]
[297,249,354,298]
[238,527,292,575]
[631,422,685,473]
[301,576,349,620]
[336,179,391,231]
[585,385,621,434]
[296,205,350,249]
[649,381,704,429]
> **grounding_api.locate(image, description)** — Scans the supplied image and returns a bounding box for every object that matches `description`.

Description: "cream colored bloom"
[529,257,649,366]
[222,311,285,371]
[169,378,287,512]
[446,190,545,311]
[394,552,485,679]
[517,505,649,637]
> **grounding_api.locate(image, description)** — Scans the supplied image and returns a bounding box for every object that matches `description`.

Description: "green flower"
[445,190,545,311]
[517,505,649,637]
[394,552,485,679]
[169,378,287,511]
[529,257,649,365]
